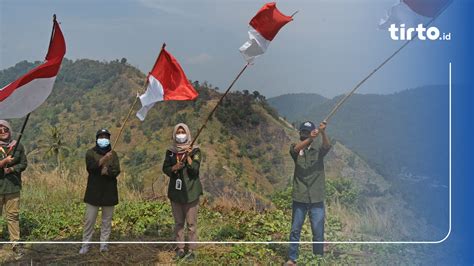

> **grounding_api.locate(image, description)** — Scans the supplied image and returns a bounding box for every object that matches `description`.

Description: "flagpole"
[323,3,451,123]
[47,14,57,59]
[10,113,31,155]
[189,63,250,148]
[112,43,167,150]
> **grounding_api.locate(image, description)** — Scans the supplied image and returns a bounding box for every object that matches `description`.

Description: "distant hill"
[267,93,328,122]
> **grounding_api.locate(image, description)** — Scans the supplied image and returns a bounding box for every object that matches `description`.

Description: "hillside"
[0,59,447,263]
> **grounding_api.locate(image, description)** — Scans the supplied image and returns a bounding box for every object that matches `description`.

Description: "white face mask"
[176,133,188,144]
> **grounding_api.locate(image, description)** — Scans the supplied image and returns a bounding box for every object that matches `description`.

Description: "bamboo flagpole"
[323,2,452,123]
[112,43,167,150]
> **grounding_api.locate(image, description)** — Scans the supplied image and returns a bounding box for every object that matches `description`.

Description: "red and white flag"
[136,46,198,121]
[239,2,293,63]
[379,0,451,29]
[0,16,66,119]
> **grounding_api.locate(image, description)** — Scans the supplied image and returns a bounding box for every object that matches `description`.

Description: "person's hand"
[99,152,113,166]
[184,147,193,154]
[172,162,184,172]
[0,156,14,167]
[4,167,14,174]
[101,166,109,176]
[310,129,319,139]
[319,121,327,132]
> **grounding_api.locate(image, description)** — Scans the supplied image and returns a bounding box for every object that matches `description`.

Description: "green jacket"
[162,148,202,204]
[0,143,28,195]
[290,142,331,203]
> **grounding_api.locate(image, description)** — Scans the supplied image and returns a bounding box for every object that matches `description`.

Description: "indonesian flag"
[0,16,66,119]
[379,0,452,29]
[136,46,198,121]
[239,2,293,63]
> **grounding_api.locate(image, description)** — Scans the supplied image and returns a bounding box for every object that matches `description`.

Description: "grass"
[0,165,449,264]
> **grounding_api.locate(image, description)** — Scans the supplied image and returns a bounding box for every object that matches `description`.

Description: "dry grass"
[21,164,143,208]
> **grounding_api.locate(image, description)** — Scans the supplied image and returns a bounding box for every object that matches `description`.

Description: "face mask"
[97,138,110,148]
[176,133,188,144]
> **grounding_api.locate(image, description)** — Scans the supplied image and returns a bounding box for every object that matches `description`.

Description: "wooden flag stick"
[189,63,250,148]
[112,43,167,150]
[10,113,31,155]
[323,3,451,123]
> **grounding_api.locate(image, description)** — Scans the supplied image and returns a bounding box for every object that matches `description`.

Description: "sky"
[0,0,460,98]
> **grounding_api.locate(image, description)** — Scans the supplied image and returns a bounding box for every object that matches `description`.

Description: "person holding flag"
[79,129,121,254]
[286,121,331,265]
[0,120,28,257]
[162,123,202,261]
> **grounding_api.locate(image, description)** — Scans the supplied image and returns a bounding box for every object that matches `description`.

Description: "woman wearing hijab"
[163,123,202,261]
[79,129,121,254]
[0,120,27,256]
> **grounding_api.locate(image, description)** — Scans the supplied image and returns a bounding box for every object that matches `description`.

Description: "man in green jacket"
[286,121,331,265]
[0,120,28,256]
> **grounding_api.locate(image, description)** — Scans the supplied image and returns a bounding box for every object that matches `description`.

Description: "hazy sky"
[0,0,460,98]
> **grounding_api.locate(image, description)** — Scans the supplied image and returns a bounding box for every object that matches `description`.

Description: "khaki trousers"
[0,192,20,242]
[171,199,199,250]
[82,203,114,245]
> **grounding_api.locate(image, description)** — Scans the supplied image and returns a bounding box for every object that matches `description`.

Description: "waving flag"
[379,0,452,29]
[239,2,293,63]
[0,16,66,119]
[136,45,198,121]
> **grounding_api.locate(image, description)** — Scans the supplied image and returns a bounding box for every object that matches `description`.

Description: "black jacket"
[83,147,121,206]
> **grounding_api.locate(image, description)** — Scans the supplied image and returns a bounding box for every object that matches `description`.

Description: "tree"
[38,125,70,176]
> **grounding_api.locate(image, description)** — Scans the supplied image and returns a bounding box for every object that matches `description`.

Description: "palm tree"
[38,125,70,176]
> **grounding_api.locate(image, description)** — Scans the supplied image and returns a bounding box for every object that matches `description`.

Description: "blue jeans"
[288,201,325,261]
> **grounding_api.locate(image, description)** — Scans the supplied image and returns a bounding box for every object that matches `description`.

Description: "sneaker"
[12,244,24,260]
[185,251,196,261]
[100,244,109,252]
[174,249,186,260]
[79,245,89,255]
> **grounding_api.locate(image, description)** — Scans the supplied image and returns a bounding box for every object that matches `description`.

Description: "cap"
[96,128,111,138]
[299,121,316,132]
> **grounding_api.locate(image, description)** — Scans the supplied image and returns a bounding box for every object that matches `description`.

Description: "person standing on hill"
[162,123,202,261]
[79,129,121,254]
[286,121,331,265]
[0,120,27,257]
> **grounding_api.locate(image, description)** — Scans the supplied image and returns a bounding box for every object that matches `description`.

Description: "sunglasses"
[0,127,10,134]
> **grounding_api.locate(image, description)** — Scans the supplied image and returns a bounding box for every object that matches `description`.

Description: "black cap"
[299,121,316,132]
[96,128,111,139]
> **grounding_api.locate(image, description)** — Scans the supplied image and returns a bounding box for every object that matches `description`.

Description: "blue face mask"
[97,138,110,148]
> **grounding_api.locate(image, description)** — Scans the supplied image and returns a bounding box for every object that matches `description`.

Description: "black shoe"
[174,249,186,260]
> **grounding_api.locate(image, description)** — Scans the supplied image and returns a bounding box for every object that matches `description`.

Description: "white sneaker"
[100,244,109,252]
[79,245,89,254]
